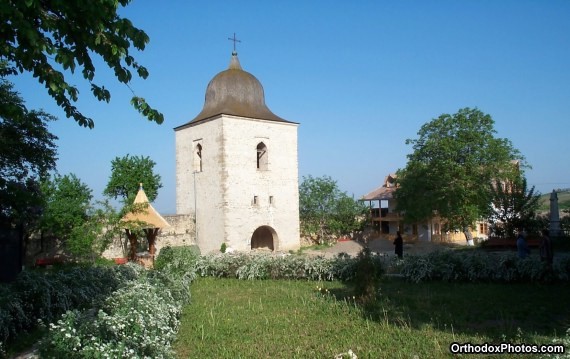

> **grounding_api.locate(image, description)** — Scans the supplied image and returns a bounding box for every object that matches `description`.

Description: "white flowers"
[400,250,570,283]
[335,349,358,359]
[40,264,187,359]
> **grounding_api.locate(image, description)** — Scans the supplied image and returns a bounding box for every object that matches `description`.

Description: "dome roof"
[181,53,292,126]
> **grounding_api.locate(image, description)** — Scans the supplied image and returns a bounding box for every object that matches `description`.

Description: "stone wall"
[102,214,196,259]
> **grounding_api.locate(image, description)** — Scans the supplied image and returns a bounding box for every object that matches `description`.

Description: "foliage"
[40,174,121,261]
[488,175,541,237]
[40,280,181,358]
[66,200,123,261]
[0,0,163,128]
[550,328,570,359]
[398,250,567,283]
[39,173,92,240]
[521,214,550,238]
[0,76,57,227]
[299,175,368,244]
[104,154,162,205]
[0,264,142,350]
[350,248,384,303]
[39,264,191,359]
[562,211,570,235]
[396,108,524,243]
[154,245,201,279]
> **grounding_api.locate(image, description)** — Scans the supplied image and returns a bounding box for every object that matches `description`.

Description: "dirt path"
[303,237,460,258]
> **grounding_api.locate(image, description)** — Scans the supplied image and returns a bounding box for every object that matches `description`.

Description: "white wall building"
[174,52,301,254]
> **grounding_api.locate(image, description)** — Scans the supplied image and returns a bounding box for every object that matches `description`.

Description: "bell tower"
[174,51,300,254]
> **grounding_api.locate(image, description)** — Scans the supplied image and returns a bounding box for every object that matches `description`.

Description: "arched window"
[256,142,268,170]
[194,143,202,172]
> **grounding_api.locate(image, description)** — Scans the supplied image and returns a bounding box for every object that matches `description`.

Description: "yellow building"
[361,174,488,244]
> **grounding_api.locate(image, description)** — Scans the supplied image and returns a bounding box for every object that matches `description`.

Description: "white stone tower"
[174,51,300,254]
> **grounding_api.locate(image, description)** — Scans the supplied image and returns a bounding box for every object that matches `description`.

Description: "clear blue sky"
[11,1,570,214]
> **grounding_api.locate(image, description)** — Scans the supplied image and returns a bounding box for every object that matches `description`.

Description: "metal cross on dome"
[228,33,241,53]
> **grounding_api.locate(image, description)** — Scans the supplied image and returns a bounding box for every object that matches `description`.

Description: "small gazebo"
[121,184,169,262]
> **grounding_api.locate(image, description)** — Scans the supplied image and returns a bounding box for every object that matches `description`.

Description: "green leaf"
[49,81,58,92]
[3,0,161,128]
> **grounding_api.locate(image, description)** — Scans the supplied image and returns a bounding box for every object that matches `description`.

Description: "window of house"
[193,143,202,172]
[480,223,488,235]
[256,142,268,170]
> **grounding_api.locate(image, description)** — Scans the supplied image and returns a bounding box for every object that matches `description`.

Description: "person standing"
[539,229,553,266]
[394,231,403,259]
[516,230,530,259]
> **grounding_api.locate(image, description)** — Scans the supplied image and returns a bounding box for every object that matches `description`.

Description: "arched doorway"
[251,226,278,251]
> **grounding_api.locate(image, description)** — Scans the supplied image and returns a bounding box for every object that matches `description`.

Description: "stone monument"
[549,190,562,237]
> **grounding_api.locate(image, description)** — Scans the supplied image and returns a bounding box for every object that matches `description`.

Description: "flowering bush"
[549,328,570,358]
[400,250,569,283]
[0,264,141,350]
[36,248,246,358]
[39,262,191,359]
[190,250,385,283]
[40,280,182,358]
[154,245,200,278]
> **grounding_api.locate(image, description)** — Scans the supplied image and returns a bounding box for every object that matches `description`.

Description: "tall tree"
[104,154,162,205]
[40,173,92,240]
[0,76,58,227]
[395,108,524,244]
[0,0,163,128]
[68,200,122,262]
[40,173,124,261]
[299,175,367,244]
[488,175,540,238]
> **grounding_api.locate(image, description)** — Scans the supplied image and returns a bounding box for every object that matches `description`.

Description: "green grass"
[174,277,570,358]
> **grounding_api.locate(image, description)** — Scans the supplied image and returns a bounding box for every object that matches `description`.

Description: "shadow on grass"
[331,277,570,341]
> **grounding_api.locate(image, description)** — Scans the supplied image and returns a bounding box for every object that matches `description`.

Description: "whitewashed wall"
[175,114,300,254]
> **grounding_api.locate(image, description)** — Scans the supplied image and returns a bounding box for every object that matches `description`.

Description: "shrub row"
[157,246,387,304]
[0,264,143,352]
[193,251,385,281]
[398,250,570,283]
[153,246,389,287]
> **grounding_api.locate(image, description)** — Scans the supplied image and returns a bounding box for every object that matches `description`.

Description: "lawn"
[174,277,570,358]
